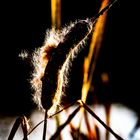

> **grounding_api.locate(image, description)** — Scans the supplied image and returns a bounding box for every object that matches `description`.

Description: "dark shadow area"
[1,0,138,120]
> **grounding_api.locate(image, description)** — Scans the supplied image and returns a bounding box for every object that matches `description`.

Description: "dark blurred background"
[1,0,138,118]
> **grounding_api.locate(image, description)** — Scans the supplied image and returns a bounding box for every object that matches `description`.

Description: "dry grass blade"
[27,101,77,136]
[69,122,80,139]
[80,100,124,140]
[94,125,100,140]
[80,1,114,140]
[49,106,81,140]
[84,110,96,139]
[104,103,111,140]
[79,1,109,139]
[84,110,100,140]
[84,110,92,136]
[8,116,29,140]
[21,116,29,140]
[91,0,118,23]
[81,0,108,104]
[8,117,22,140]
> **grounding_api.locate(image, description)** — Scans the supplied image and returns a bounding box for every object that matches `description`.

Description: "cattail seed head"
[30,20,92,114]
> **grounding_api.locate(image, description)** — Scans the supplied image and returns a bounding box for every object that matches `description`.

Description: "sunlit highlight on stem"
[80,0,109,139]
[51,0,61,28]
[81,0,108,103]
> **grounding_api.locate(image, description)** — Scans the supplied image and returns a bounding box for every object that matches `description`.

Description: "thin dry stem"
[42,110,48,140]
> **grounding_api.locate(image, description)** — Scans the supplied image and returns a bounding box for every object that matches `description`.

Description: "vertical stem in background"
[79,0,109,139]
[81,0,108,103]
[105,102,111,140]
[51,0,61,29]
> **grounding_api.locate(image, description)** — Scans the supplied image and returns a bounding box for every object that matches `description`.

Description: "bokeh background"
[1,0,140,139]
